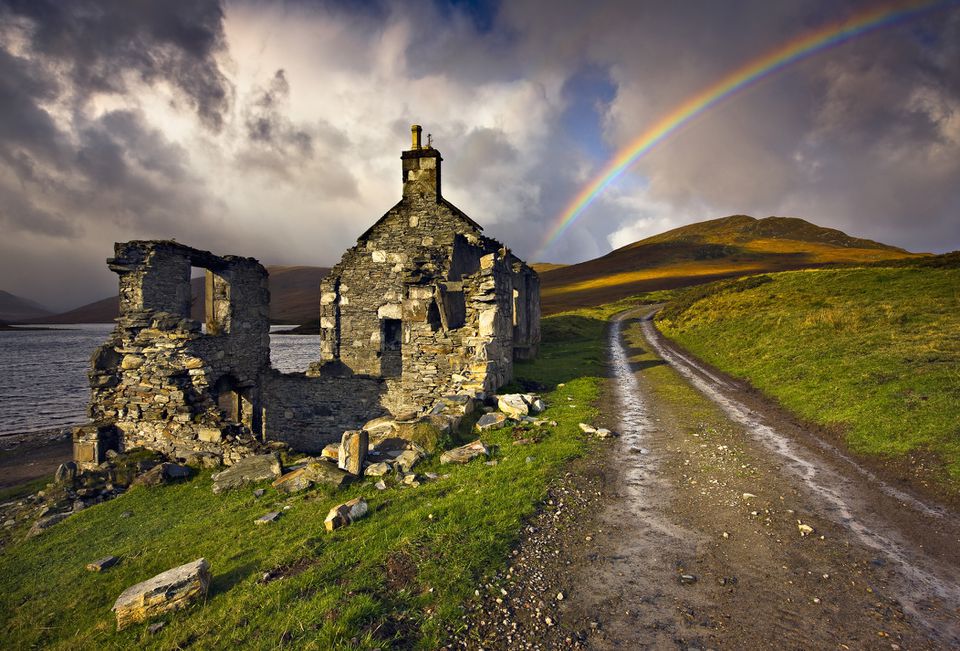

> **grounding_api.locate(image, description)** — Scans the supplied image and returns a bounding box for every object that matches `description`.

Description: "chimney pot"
[411,124,422,150]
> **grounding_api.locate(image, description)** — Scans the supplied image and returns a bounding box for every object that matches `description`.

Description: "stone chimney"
[401,124,442,200]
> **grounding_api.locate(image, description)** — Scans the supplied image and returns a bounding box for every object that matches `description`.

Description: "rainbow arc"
[537,0,953,257]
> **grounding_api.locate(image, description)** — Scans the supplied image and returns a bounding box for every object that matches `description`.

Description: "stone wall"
[262,370,387,453]
[79,241,273,468]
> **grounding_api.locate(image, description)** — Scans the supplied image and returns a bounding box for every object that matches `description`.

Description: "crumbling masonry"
[75,126,540,468]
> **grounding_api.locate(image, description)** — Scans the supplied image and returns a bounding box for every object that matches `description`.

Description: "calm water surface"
[0,324,319,436]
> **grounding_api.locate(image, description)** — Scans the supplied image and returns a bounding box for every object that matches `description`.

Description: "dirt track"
[459,308,960,649]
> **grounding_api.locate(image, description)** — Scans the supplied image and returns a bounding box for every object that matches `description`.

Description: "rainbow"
[537,0,952,257]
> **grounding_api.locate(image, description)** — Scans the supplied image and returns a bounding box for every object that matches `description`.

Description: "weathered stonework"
[78,125,539,466]
[318,125,540,412]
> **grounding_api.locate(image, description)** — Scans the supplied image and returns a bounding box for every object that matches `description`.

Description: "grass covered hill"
[655,255,960,492]
[538,215,923,315]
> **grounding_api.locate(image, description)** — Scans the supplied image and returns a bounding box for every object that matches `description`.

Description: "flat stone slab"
[440,440,490,465]
[112,558,210,630]
[212,454,281,494]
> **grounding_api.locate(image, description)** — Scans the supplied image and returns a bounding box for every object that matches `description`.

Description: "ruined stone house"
[75,125,540,468]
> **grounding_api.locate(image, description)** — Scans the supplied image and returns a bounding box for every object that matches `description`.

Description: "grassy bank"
[0,295,662,650]
[656,264,960,487]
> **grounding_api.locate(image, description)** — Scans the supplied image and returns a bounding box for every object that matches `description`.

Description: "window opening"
[381,318,402,378]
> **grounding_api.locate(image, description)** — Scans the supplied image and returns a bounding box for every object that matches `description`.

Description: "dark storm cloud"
[1,0,231,130]
[0,0,232,243]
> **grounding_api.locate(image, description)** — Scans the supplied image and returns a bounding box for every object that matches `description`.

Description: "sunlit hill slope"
[538,215,923,314]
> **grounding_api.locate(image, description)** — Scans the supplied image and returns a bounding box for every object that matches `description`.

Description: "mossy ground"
[0,294,662,650]
[657,264,960,488]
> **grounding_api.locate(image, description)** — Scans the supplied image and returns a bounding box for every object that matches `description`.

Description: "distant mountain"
[41,266,330,325]
[538,215,923,314]
[0,290,52,323]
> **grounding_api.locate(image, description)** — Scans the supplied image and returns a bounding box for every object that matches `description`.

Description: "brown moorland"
[537,214,923,314]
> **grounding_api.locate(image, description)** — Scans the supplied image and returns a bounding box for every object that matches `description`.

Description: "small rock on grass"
[578,423,596,434]
[86,556,120,572]
[324,498,368,532]
[440,440,489,465]
[255,512,280,525]
[364,462,392,477]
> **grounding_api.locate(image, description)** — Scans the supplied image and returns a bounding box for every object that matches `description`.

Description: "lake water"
[0,324,320,437]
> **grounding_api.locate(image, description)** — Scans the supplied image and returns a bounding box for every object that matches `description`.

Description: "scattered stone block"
[364,462,392,477]
[338,430,368,475]
[27,512,70,537]
[440,440,490,465]
[498,394,529,418]
[134,462,192,488]
[321,443,339,461]
[394,448,424,473]
[476,412,508,432]
[374,480,387,490]
[362,415,397,437]
[578,423,597,434]
[112,558,211,630]
[324,497,369,532]
[54,461,79,485]
[272,462,353,493]
[211,454,281,494]
[86,556,120,572]
[255,512,280,525]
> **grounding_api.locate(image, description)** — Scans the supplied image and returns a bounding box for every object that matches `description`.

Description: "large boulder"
[324,498,368,532]
[112,558,211,630]
[440,440,490,465]
[211,454,281,494]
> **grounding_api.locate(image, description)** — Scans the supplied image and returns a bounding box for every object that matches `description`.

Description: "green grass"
[656,264,960,485]
[0,295,661,650]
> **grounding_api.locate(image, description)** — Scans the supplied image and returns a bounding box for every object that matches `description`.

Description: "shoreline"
[0,426,76,490]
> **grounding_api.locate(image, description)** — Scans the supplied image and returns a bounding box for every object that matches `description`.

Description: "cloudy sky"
[1,0,958,311]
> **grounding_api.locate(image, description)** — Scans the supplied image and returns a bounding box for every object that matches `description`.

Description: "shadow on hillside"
[211,561,258,596]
